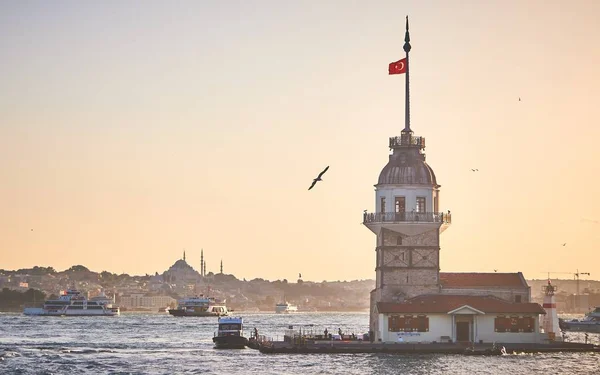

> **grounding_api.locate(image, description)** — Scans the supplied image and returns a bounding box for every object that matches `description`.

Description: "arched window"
[397,237,403,245]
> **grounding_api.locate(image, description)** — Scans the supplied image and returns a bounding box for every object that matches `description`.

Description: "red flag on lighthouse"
[388,58,407,75]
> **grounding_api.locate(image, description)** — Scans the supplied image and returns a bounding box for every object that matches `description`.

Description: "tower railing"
[389,134,425,149]
[362,211,451,224]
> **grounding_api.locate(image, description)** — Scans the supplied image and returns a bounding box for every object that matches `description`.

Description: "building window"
[416,197,426,213]
[396,237,402,245]
[395,197,405,213]
[388,314,429,332]
[494,315,534,333]
[515,295,522,303]
[381,197,386,214]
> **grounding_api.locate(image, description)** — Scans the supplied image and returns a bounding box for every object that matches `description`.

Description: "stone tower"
[363,17,451,341]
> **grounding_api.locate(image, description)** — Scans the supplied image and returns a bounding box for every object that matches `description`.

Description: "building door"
[395,197,405,221]
[456,322,470,342]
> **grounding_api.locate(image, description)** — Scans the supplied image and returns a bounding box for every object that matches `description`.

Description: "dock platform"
[251,339,600,354]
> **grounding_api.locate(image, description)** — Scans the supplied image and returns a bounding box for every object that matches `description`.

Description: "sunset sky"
[1,1,599,282]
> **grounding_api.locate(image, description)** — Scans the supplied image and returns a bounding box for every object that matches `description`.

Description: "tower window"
[395,197,405,213]
[416,197,426,213]
[381,197,386,214]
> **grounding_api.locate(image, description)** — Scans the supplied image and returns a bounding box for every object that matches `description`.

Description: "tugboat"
[212,317,248,349]
[168,295,229,317]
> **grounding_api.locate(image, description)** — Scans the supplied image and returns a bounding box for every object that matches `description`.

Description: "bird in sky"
[562,243,567,246]
[308,166,329,190]
[494,269,498,273]
[519,97,521,101]
[470,169,479,172]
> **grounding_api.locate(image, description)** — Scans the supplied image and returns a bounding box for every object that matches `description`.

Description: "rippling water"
[1,312,599,375]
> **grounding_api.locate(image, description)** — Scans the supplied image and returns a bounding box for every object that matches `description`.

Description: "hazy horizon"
[2,1,599,282]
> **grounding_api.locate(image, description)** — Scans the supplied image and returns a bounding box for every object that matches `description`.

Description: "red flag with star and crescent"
[388,58,407,75]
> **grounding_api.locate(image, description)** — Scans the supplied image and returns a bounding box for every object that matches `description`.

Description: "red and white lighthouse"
[541,280,561,340]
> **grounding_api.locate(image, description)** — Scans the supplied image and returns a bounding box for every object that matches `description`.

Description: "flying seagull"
[308,166,329,190]
[562,243,567,246]
[519,97,521,102]
[470,169,479,172]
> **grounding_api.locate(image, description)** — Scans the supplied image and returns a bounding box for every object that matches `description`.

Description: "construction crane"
[543,270,591,311]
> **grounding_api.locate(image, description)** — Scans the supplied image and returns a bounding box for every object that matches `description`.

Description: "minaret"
[183,249,186,262]
[363,17,451,342]
[201,249,204,277]
[203,261,207,276]
[220,259,223,274]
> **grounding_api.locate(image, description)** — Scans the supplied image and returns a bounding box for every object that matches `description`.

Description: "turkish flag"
[388,58,407,75]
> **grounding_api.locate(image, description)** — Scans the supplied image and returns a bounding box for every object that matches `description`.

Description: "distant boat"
[212,316,248,349]
[23,289,120,317]
[275,301,298,314]
[168,295,229,317]
[561,307,600,333]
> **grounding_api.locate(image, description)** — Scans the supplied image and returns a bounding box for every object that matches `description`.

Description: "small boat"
[561,307,600,332]
[23,289,120,316]
[212,317,248,349]
[275,301,298,314]
[168,295,229,317]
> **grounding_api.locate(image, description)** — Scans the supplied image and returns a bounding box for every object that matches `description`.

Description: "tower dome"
[378,146,438,186]
[377,133,438,186]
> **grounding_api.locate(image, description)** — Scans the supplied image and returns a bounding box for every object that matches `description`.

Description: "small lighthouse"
[541,279,561,340]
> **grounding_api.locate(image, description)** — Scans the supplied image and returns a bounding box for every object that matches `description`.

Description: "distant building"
[363,20,547,344]
[162,253,201,285]
[119,293,176,310]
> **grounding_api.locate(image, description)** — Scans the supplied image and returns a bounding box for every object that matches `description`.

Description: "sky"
[1,0,599,282]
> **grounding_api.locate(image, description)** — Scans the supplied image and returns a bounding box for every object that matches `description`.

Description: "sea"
[1,312,599,375]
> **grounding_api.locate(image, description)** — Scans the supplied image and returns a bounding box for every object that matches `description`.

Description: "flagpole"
[403,16,412,134]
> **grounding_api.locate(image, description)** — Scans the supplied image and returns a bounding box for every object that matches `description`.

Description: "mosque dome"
[377,148,438,186]
[171,259,191,269]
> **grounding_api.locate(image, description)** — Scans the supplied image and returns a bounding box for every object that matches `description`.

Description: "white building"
[120,293,176,310]
[363,19,546,344]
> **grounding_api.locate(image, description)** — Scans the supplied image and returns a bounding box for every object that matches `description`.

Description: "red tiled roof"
[439,272,527,288]
[377,294,545,314]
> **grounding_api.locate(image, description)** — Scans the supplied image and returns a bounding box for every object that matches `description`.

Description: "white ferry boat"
[23,289,120,316]
[168,295,229,317]
[275,301,298,314]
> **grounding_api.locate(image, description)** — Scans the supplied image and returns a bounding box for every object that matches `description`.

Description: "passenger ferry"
[212,316,248,349]
[168,295,229,317]
[23,289,120,316]
[275,301,298,314]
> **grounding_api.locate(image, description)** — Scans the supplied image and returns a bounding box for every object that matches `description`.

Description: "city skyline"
[1,1,599,281]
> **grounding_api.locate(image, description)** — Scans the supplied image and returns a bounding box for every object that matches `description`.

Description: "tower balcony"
[363,211,450,224]
[363,211,451,235]
[389,134,425,150]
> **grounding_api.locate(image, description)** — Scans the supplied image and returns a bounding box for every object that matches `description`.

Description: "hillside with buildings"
[0,256,373,312]
[2,258,599,314]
